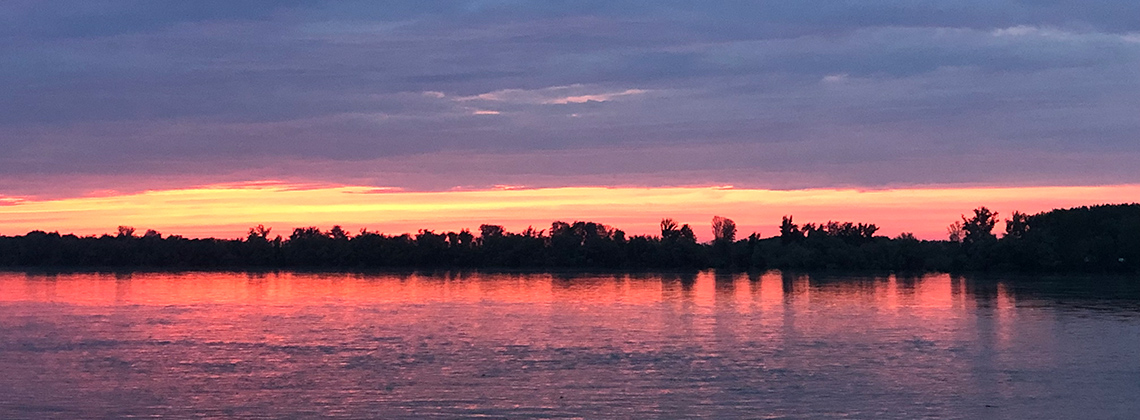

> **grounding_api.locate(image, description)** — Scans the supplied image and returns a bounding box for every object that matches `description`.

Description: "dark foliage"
[986,204,1140,273]
[1,204,1136,273]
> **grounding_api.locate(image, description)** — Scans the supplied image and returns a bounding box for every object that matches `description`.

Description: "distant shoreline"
[2,204,1137,274]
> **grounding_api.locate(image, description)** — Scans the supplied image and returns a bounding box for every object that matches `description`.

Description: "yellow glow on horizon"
[1,182,1138,241]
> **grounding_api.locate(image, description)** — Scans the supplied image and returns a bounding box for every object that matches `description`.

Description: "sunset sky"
[2,2,1138,239]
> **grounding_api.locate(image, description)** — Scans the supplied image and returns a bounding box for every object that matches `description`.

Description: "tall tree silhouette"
[947,221,965,243]
[780,216,802,244]
[711,216,736,243]
[660,218,680,240]
[962,207,999,245]
[1005,211,1029,239]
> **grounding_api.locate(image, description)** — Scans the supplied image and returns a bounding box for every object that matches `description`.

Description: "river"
[0,271,1137,418]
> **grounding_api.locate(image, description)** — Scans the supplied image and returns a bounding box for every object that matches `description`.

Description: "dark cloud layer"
[2,1,1138,196]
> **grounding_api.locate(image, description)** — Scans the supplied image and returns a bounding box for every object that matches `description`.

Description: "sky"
[2,182,1139,241]
[2,1,1138,238]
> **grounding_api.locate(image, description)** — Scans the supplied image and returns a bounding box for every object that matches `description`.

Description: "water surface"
[1,271,1138,419]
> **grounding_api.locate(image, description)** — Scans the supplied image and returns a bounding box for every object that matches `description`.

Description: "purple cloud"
[1,1,1138,196]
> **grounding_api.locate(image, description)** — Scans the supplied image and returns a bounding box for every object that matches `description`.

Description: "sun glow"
[1,182,1137,241]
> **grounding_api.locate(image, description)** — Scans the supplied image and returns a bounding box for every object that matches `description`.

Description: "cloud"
[456,85,649,105]
[543,89,647,104]
[0,196,27,206]
[1,1,1139,197]
[821,74,848,83]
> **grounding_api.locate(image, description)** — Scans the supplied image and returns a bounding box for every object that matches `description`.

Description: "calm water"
[0,271,1138,419]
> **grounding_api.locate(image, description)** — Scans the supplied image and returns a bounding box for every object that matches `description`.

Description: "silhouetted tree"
[801,221,878,244]
[780,216,802,244]
[679,224,696,242]
[712,216,736,243]
[947,221,965,243]
[962,207,999,245]
[1005,211,1029,239]
[710,216,737,268]
[328,225,350,240]
[248,224,272,240]
[479,224,505,240]
[660,218,680,240]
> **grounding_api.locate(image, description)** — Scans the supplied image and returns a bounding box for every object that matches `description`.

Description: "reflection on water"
[1,271,1138,418]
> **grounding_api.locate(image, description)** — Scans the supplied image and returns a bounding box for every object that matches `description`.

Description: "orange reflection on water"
[0,270,1039,355]
[0,270,995,317]
[0,271,697,308]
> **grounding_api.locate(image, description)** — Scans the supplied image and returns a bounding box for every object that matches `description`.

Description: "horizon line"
[2,181,1139,242]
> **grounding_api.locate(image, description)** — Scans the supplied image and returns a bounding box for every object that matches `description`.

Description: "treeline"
[0,204,1136,273]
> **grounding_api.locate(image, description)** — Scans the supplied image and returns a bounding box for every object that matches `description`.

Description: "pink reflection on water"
[0,271,1137,418]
